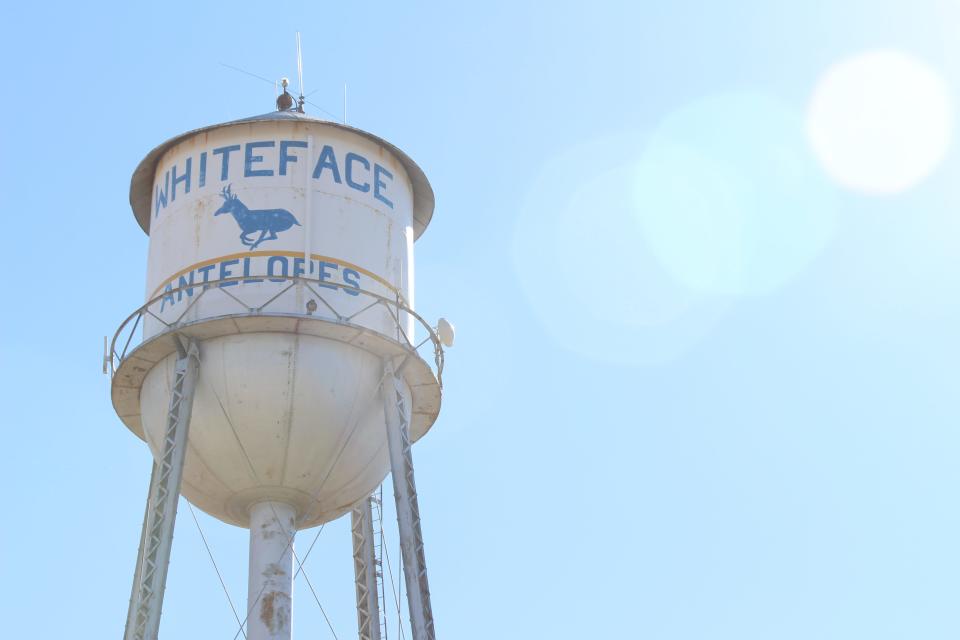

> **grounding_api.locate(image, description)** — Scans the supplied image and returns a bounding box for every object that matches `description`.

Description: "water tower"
[107,88,451,640]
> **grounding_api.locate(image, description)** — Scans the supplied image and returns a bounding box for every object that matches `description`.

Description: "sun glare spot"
[806,50,953,194]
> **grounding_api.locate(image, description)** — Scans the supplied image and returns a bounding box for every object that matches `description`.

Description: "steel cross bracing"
[382,360,435,640]
[124,337,200,640]
[351,497,382,640]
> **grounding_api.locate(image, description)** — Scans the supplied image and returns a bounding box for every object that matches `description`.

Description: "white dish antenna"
[437,318,456,347]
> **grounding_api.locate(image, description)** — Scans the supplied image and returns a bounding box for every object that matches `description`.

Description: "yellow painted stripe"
[150,250,396,299]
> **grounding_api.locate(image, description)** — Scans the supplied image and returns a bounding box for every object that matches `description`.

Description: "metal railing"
[106,275,444,387]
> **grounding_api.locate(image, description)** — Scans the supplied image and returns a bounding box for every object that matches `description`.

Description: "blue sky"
[2,1,960,638]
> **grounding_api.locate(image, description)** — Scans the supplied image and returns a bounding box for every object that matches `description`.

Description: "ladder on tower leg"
[352,495,383,640]
[371,486,389,640]
[123,337,200,640]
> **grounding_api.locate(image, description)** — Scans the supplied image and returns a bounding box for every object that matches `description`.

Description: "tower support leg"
[247,501,297,640]
[124,464,154,638]
[352,497,382,640]
[124,337,200,640]
[382,359,436,640]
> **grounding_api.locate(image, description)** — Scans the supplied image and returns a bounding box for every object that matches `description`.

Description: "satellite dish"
[437,317,455,347]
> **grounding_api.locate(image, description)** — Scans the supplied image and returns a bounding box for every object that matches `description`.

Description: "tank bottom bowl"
[111,314,441,529]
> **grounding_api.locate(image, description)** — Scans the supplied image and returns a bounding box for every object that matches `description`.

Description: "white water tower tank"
[111,110,442,530]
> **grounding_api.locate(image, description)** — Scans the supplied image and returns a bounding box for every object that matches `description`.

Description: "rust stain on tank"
[261,592,276,629]
[260,591,291,633]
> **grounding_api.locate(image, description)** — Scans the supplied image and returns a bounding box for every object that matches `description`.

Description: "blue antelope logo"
[214,184,301,250]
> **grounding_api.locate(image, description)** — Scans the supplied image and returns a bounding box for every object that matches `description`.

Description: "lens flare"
[513,133,731,366]
[634,91,837,296]
[807,50,953,195]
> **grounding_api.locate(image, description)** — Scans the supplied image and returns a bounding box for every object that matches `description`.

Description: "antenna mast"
[296,31,305,113]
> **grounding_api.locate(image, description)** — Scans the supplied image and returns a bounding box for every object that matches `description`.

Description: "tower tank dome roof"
[129,109,436,239]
